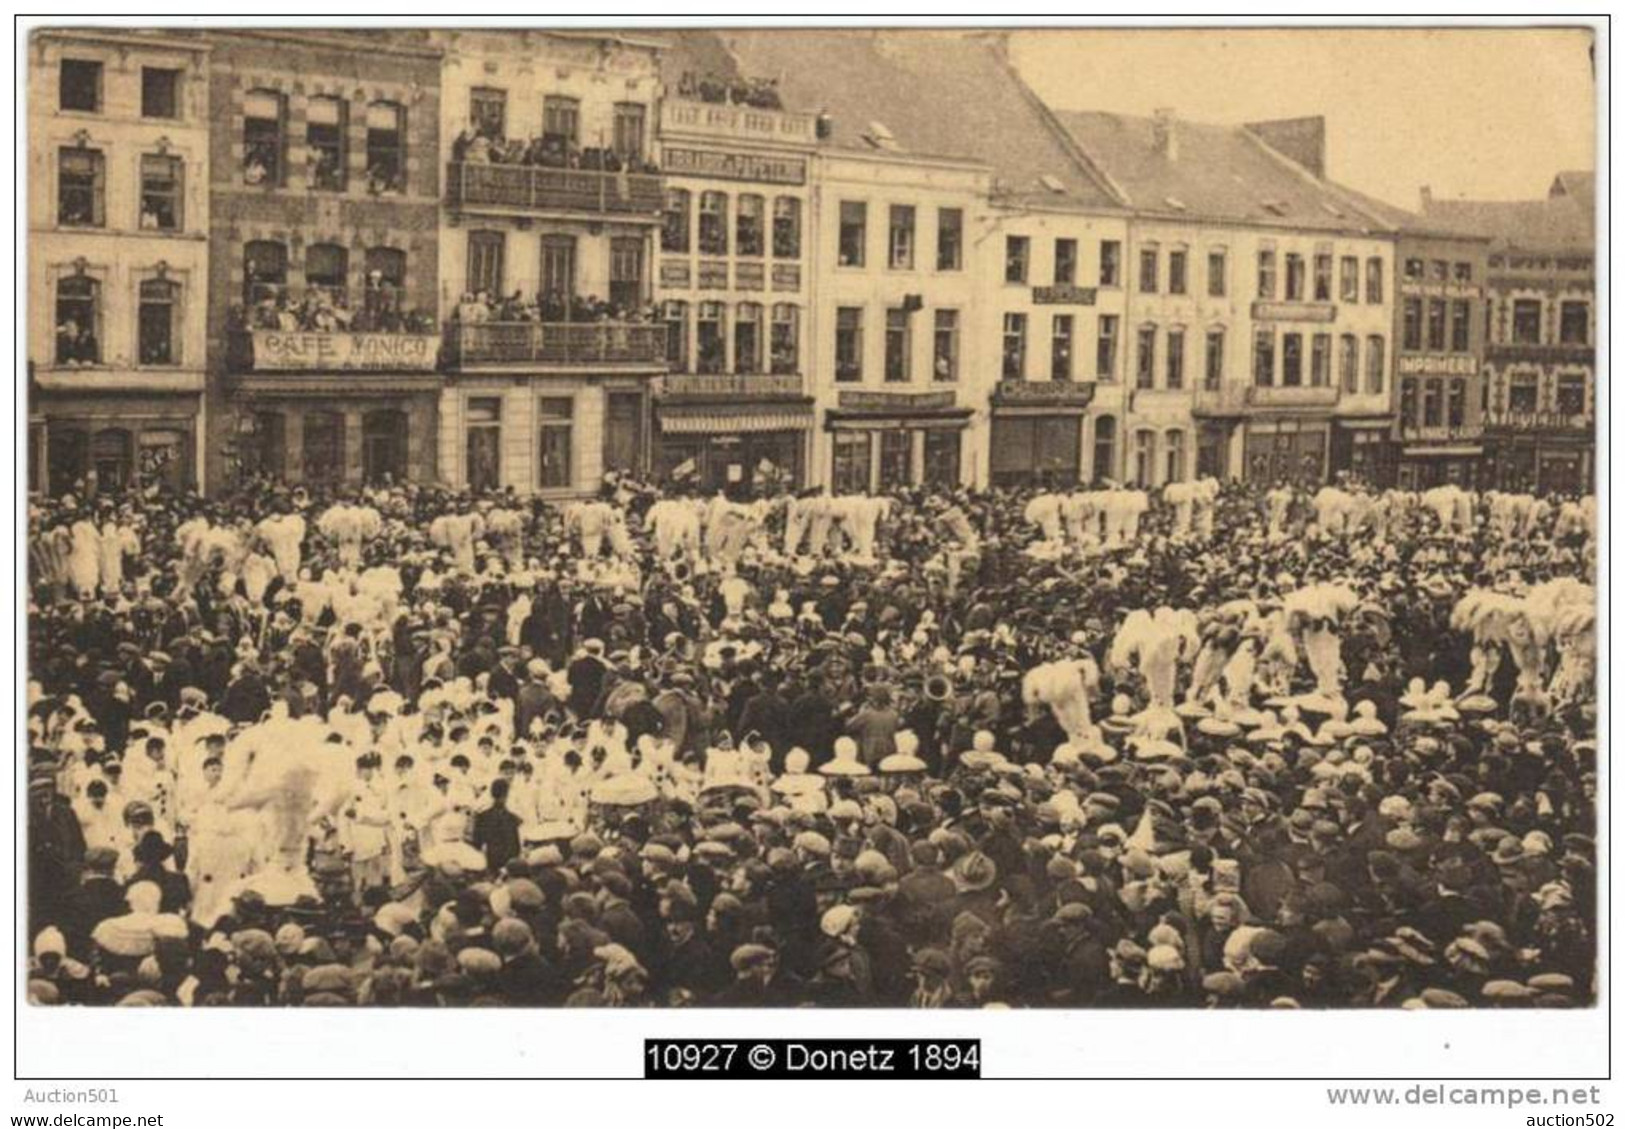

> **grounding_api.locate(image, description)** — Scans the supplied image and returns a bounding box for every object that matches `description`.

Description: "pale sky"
[1010,28,1597,210]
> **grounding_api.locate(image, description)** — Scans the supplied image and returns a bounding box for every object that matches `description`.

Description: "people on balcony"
[450,289,659,327]
[450,130,660,177]
[231,284,436,336]
[675,68,784,110]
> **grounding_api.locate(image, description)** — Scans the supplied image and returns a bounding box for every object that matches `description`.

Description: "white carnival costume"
[1109,607,1201,741]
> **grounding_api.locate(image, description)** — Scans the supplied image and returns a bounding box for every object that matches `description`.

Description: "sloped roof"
[690,29,1121,207]
[1419,192,1593,254]
[1053,109,1396,235]
[1550,169,1595,216]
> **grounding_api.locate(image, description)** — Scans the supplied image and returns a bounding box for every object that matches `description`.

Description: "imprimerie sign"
[250,331,437,372]
[664,146,808,186]
[1398,354,1479,376]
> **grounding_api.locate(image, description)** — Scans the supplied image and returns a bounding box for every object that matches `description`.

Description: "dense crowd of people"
[449,129,660,176]
[451,290,660,327]
[26,471,1597,1010]
[232,284,438,337]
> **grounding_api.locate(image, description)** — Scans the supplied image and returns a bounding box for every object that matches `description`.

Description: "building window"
[463,399,501,489]
[1002,312,1027,380]
[771,304,799,374]
[366,102,406,194]
[54,275,100,364]
[1054,239,1078,286]
[307,96,348,191]
[1512,299,1543,344]
[1100,240,1121,287]
[542,96,578,146]
[1253,329,1275,387]
[1422,380,1442,427]
[1451,299,1472,352]
[773,197,801,258]
[139,154,183,231]
[1430,260,1450,282]
[138,278,180,366]
[1168,249,1188,295]
[1402,298,1423,351]
[1555,373,1587,416]
[610,238,644,310]
[1365,335,1385,395]
[699,192,729,256]
[1092,415,1116,482]
[1136,325,1156,389]
[1507,373,1539,413]
[1340,256,1359,302]
[1097,315,1119,381]
[737,194,765,257]
[1426,298,1447,351]
[362,248,406,327]
[466,230,504,299]
[734,302,762,374]
[1310,332,1331,387]
[888,205,916,270]
[662,188,691,253]
[1400,378,1418,427]
[1207,250,1227,297]
[305,242,349,297]
[1454,262,1473,283]
[835,307,862,381]
[1164,429,1185,484]
[1560,301,1589,345]
[1204,329,1224,391]
[1404,258,1425,281]
[1166,328,1185,390]
[1281,333,1303,386]
[1366,257,1384,304]
[612,103,646,163]
[540,235,576,305]
[838,201,866,267]
[243,89,285,185]
[662,300,689,370]
[924,430,960,486]
[141,67,181,119]
[1448,378,1467,428]
[832,432,872,494]
[885,308,911,382]
[878,431,912,490]
[1051,315,1074,381]
[471,87,507,139]
[243,240,287,307]
[1257,250,1276,299]
[936,207,963,271]
[1133,429,1156,488]
[59,58,102,113]
[697,301,726,374]
[58,148,104,227]
[538,397,574,489]
[1138,246,1158,293]
[1284,253,1305,301]
[1339,334,1358,393]
[934,310,959,381]
[1313,253,1332,301]
[1006,236,1031,284]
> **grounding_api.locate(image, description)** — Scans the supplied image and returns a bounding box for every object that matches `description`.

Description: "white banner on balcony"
[249,331,437,372]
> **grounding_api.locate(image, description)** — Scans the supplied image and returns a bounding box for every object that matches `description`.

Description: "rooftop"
[1418,176,1594,254]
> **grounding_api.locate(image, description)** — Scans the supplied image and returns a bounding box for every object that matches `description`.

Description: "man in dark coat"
[128,831,192,914]
[470,778,523,872]
[736,671,791,768]
[221,659,271,725]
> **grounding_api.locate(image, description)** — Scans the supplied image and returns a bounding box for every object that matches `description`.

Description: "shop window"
[1091,415,1116,483]
[538,397,574,490]
[1051,315,1074,381]
[737,194,765,257]
[699,192,729,256]
[307,95,347,191]
[734,303,762,375]
[1003,313,1027,380]
[835,307,863,381]
[771,304,799,374]
[697,302,726,374]
[773,197,801,259]
[832,431,872,493]
[465,398,501,490]
[138,278,180,366]
[366,102,406,194]
[59,58,102,113]
[1007,236,1031,284]
[54,275,100,364]
[936,208,962,271]
[889,205,916,270]
[254,412,286,480]
[363,410,408,484]
[139,154,182,230]
[924,430,960,486]
[141,68,181,120]
[58,148,104,227]
[92,429,132,492]
[302,410,345,484]
[1054,238,1077,286]
[243,90,285,185]
[879,430,912,489]
[663,188,691,253]
[838,201,866,267]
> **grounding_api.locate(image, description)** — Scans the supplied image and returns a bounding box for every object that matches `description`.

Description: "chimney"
[1245,116,1326,179]
[1152,107,1177,161]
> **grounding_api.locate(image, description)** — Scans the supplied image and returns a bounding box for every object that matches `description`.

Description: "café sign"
[1398,354,1479,377]
[248,331,437,372]
[1032,284,1098,306]
[664,146,808,186]
[838,389,958,411]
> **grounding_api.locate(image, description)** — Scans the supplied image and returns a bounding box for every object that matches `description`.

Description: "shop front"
[987,379,1094,488]
[38,392,201,498]
[1241,417,1331,487]
[824,390,971,493]
[653,373,812,494]
[1330,419,1398,487]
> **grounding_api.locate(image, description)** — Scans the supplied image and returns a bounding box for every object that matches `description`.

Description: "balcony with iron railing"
[228,285,440,374]
[445,161,664,218]
[444,321,670,369]
[660,98,820,145]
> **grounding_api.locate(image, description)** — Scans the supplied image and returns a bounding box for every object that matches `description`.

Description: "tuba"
[924,673,952,702]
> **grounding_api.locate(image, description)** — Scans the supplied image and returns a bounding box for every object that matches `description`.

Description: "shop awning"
[1402,444,1484,457]
[659,406,813,434]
